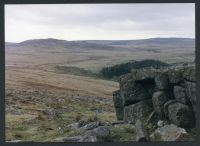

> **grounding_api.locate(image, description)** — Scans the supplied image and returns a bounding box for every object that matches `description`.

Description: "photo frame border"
[0,0,199,146]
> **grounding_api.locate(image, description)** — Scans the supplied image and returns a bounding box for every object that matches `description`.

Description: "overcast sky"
[5,4,195,42]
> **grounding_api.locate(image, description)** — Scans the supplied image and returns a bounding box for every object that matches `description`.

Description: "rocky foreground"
[49,63,196,142]
[7,62,196,142]
[113,63,196,141]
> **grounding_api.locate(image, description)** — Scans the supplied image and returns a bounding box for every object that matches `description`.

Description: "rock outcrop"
[113,64,196,140]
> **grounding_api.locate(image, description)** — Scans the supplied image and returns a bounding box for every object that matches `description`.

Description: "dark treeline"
[101,59,169,79]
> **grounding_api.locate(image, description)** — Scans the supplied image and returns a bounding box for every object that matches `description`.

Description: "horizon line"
[6,37,195,44]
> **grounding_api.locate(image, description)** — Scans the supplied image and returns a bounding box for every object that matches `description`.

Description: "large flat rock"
[152,91,171,119]
[150,124,193,141]
[168,102,195,128]
[124,99,153,124]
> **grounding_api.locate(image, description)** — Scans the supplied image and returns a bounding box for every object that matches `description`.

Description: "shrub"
[101,59,168,79]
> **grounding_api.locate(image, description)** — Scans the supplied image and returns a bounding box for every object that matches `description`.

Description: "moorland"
[5,38,195,141]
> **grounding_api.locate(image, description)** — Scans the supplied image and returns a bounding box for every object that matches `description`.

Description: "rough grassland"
[6,63,119,141]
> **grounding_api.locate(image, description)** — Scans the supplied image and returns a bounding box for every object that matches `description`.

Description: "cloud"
[5,3,195,42]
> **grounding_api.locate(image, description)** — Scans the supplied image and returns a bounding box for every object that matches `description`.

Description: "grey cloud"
[5,4,195,42]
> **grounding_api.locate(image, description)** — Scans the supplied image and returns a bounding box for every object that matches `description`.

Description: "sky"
[5,4,195,43]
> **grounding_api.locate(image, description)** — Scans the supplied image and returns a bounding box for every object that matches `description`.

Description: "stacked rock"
[113,65,196,128]
[113,90,124,120]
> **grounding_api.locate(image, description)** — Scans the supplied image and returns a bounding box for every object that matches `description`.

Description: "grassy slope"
[5,66,118,141]
[6,89,116,141]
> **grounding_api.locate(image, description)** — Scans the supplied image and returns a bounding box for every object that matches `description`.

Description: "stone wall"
[113,65,196,128]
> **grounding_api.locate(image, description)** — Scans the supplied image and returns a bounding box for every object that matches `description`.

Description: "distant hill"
[84,38,194,47]
[5,42,17,46]
[5,37,195,51]
[6,38,116,50]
